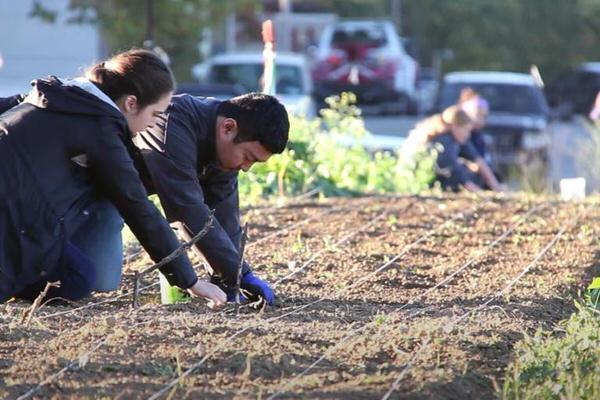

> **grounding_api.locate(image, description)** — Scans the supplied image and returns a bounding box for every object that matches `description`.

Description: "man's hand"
[187,280,226,309]
[241,271,275,305]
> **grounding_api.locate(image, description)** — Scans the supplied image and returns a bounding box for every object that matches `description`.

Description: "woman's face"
[451,122,473,144]
[119,92,173,134]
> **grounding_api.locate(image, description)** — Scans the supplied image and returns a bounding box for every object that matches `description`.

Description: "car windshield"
[209,63,305,95]
[439,82,548,115]
[332,26,387,48]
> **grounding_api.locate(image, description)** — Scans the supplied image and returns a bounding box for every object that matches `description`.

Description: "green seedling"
[292,232,305,253]
[584,277,600,308]
[374,313,387,326]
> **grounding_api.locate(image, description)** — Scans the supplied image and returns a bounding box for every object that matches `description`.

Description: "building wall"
[0,0,102,96]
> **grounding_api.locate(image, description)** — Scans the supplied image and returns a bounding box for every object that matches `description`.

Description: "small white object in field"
[560,177,586,201]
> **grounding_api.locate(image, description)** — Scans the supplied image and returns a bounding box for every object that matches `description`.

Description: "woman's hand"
[187,280,227,309]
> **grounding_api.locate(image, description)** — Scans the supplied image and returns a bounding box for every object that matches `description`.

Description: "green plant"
[502,302,600,400]
[238,93,436,205]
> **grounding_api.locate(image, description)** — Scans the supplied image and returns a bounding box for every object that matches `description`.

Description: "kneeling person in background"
[404,106,504,192]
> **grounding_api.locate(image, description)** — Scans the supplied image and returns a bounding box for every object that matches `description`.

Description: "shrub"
[238,93,436,204]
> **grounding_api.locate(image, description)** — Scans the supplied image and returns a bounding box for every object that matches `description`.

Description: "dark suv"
[433,71,551,178]
[545,62,600,118]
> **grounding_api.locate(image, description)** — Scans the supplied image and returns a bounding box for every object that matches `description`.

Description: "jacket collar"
[198,100,220,169]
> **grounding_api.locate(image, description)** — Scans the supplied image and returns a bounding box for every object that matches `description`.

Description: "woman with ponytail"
[0,49,225,307]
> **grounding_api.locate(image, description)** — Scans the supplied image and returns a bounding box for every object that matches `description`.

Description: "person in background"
[404,106,504,192]
[458,87,492,164]
[0,49,226,307]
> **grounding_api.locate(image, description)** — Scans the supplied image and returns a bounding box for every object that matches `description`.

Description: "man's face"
[215,117,272,172]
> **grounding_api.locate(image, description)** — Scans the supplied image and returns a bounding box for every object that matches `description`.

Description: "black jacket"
[134,94,249,288]
[0,78,197,302]
[0,94,25,114]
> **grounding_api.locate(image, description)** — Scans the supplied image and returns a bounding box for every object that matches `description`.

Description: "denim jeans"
[16,199,124,302]
[16,241,97,302]
[71,199,124,292]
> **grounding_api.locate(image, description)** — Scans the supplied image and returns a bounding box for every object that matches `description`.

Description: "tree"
[401,0,600,79]
[31,0,256,80]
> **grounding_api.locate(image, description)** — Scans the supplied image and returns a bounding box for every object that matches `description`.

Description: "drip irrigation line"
[146,198,487,399]
[273,209,390,286]
[380,205,588,400]
[246,206,345,250]
[145,206,399,399]
[336,206,480,296]
[123,248,144,264]
[267,200,533,398]
[16,320,147,400]
[132,212,215,307]
[240,188,323,213]
[37,282,160,320]
[19,196,485,398]
[449,223,568,328]
[29,196,492,398]
[384,204,544,314]
[36,206,348,321]
[121,188,326,266]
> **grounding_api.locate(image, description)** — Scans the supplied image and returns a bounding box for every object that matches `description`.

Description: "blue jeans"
[16,199,124,301]
[71,199,124,292]
[17,241,98,302]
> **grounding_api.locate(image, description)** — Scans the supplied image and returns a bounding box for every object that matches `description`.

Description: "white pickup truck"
[192,52,316,118]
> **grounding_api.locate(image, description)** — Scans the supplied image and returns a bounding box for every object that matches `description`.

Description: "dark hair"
[217,93,289,154]
[86,48,175,108]
[458,87,478,104]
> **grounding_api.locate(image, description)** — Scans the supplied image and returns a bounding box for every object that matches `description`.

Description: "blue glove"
[241,271,275,305]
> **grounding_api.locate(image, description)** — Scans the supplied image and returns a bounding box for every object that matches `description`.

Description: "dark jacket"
[134,94,249,288]
[0,94,25,114]
[0,77,197,302]
[431,132,480,191]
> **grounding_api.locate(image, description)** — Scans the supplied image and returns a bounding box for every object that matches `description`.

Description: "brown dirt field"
[1,194,599,399]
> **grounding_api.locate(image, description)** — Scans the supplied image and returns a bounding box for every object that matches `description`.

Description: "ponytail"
[86,48,175,108]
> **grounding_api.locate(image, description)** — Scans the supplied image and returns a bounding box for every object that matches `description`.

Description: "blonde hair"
[414,106,472,142]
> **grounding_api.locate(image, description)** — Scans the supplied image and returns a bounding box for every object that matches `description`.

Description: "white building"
[0,0,102,96]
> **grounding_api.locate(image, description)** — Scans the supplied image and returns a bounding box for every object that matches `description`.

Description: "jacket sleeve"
[141,117,249,288]
[142,150,250,287]
[202,170,243,250]
[0,94,25,115]
[202,169,252,275]
[87,120,198,289]
[459,141,480,161]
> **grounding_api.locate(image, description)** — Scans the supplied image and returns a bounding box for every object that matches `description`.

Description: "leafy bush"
[238,93,436,204]
[502,302,600,400]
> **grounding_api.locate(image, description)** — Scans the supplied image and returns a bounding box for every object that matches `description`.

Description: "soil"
[1,194,599,399]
